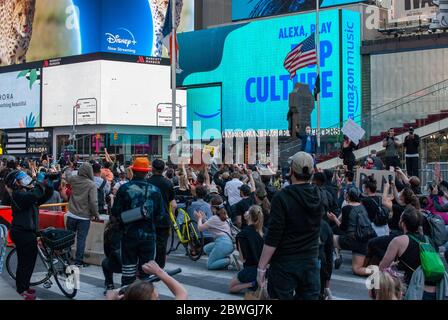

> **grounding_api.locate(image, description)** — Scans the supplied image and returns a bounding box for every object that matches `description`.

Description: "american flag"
[284,33,317,79]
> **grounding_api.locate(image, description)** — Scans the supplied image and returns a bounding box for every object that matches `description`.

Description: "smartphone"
[388,175,394,184]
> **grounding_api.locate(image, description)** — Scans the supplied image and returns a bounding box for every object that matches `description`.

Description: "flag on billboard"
[283,33,317,79]
[162,0,183,73]
[313,74,320,101]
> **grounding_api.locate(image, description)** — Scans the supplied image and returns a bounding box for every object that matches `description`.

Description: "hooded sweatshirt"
[65,163,99,219]
[265,183,324,259]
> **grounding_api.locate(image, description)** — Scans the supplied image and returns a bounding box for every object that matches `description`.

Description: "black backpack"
[372,196,389,227]
[353,206,377,242]
[421,210,448,248]
[97,179,107,214]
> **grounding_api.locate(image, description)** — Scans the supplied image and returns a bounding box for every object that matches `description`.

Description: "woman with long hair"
[195,195,237,270]
[229,205,265,293]
[254,187,271,227]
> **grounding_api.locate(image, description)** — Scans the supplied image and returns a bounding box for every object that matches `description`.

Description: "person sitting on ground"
[379,206,440,299]
[229,205,265,294]
[195,195,238,271]
[106,261,188,300]
[253,186,271,228]
[368,269,404,300]
[338,171,357,209]
[395,167,421,195]
[233,171,256,229]
[361,175,390,237]
[327,188,374,276]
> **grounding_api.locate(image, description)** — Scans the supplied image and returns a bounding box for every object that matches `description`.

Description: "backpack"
[372,196,389,227]
[421,210,448,247]
[97,179,107,214]
[354,206,377,242]
[408,234,446,283]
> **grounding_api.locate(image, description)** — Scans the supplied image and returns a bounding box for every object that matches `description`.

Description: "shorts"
[338,235,368,256]
[237,266,257,284]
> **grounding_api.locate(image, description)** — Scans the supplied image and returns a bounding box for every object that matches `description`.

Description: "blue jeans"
[203,236,234,270]
[268,255,321,300]
[66,217,91,263]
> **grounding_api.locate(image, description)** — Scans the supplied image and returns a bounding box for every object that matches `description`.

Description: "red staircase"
[316,109,448,163]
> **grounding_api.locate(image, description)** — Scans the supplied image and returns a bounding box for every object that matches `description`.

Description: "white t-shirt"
[113,180,128,192]
[224,178,243,206]
[204,216,231,239]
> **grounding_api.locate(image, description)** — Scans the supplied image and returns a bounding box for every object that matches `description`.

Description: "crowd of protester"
[1,136,448,301]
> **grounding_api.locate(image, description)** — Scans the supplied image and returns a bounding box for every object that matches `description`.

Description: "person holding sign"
[340,135,358,173]
[382,128,401,170]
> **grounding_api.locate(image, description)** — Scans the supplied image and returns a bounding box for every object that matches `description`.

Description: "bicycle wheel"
[52,252,78,299]
[186,221,204,262]
[6,247,52,286]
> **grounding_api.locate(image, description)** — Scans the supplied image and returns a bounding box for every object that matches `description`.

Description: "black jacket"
[265,183,325,259]
[3,183,53,232]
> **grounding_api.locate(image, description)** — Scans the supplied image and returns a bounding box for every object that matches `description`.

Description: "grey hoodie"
[65,163,99,219]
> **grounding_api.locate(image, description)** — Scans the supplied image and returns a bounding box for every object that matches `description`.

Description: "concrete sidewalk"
[0,276,21,300]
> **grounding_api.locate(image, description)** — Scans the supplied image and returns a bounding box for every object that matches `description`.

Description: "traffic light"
[114,132,118,141]
[96,133,101,139]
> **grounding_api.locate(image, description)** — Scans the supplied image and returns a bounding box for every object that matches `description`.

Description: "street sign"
[76,98,97,125]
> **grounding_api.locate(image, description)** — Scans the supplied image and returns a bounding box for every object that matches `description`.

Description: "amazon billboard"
[178,9,361,135]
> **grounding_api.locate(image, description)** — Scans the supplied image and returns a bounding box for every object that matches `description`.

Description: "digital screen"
[179,9,362,131]
[0,69,41,129]
[0,0,195,67]
[232,0,365,21]
[42,60,186,127]
[187,86,222,140]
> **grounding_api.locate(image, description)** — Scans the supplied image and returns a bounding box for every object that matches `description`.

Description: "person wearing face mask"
[297,125,318,159]
[2,170,54,300]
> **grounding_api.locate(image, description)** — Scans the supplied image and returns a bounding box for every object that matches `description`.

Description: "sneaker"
[334,255,343,270]
[227,255,240,271]
[20,291,36,300]
[324,288,333,300]
[103,284,115,296]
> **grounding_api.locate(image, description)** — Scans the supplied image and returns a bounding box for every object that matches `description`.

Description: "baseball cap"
[209,185,219,194]
[409,126,414,133]
[289,152,314,176]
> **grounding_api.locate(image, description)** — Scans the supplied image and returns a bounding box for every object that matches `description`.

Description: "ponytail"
[248,205,264,237]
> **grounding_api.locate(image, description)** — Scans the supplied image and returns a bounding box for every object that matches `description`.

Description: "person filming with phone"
[2,170,54,300]
[382,128,400,171]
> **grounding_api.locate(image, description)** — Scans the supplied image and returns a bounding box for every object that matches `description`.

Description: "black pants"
[155,227,170,269]
[121,230,156,286]
[9,229,38,294]
[267,256,320,300]
[385,156,400,170]
[365,234,398,266]
[101,257,122,287]
[406,157,419,177]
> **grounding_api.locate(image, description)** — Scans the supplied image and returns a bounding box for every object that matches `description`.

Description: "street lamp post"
[72,104,79,150]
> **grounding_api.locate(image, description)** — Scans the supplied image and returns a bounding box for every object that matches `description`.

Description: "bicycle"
[6,228,78,299]
[166,197,204,261]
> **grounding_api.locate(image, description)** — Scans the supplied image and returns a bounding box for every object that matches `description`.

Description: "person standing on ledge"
[403,127,420,178]
[382,128,400,170]
[297,125,318,159]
